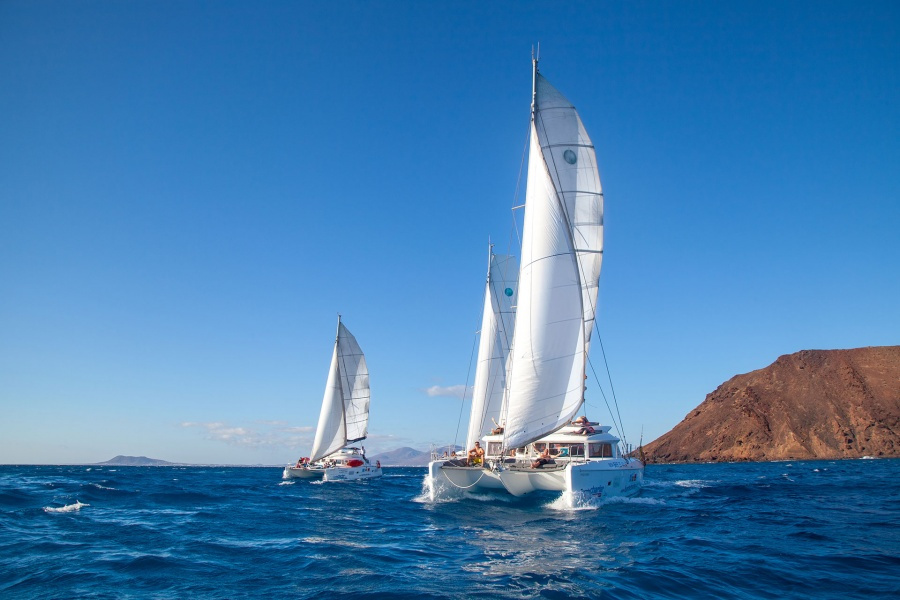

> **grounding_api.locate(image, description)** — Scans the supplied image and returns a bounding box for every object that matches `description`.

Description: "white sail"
[309,319,370,462]
[465,252,518,451]
[336,322,370,444]
[503,69,604,451]
[310,343,346,462]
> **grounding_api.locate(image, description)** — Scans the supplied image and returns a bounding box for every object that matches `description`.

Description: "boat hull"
[323,465,383,482]
[282,466,324,480]
[427,460,504,492]
[498,458,644,498]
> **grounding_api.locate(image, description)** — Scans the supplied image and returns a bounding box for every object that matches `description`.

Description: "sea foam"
[44,500,89,513]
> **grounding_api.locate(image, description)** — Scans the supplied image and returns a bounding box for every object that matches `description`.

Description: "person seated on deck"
[467,441,485,467]
[490,417,504,435]
[531,447,554,469]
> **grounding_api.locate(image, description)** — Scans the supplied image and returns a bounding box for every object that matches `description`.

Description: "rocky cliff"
[643,346,900,463]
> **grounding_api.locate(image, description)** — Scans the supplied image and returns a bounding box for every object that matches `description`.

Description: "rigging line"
[441,467,487,489]
[596,334,627,448]
[452,274,488,451]
[585,355,625,447]
[506,119,531,260]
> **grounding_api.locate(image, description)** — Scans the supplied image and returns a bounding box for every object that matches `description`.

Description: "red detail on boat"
[346,459,364,467]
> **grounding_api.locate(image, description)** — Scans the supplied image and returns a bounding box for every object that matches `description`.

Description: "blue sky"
[2,1,898,465]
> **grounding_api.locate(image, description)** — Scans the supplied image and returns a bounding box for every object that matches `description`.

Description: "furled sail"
[503,68,604,451]
[309,319,370,462]
[465,251,518,451]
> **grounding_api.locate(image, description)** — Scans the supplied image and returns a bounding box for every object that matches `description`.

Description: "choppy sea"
[1,459,898,599]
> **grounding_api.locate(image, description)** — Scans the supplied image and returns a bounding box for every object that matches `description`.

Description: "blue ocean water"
[1,459,898,599]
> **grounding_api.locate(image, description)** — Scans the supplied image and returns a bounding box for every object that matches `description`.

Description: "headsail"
[465,250,518,451]
[503,64,604,451]
[309,319,370,462]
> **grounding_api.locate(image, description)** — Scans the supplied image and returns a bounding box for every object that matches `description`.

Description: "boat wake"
[44,500,89,513]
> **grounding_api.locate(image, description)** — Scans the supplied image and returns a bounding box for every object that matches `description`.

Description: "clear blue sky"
[2,1,898,465]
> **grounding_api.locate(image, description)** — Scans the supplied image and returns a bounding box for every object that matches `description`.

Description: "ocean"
[1,459,897,599]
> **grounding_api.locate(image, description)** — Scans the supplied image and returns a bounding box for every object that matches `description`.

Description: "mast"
[467,242,518,451]
[531,49,538,120]
[335,314,349,445]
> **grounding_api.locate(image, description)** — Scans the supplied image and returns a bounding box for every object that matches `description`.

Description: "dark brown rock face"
[643,346,900,463]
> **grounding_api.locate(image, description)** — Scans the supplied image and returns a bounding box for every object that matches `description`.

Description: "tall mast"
[531,48,539,120]
[335,314,348,442]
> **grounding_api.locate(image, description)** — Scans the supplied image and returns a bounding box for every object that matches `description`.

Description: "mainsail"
[503,63,604,451]
[309,319,371,462]
[465,250,518,451]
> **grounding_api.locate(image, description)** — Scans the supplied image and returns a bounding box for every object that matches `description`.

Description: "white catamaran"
[283,317,382,482]
[428,57,644,500]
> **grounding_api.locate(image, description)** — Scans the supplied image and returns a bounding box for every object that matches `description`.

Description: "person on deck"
[531,447,553,469]
[573,415,594,435]
[467,441,485,467]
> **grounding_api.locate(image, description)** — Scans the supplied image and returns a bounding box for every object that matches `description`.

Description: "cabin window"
[487,442,502,456]
[551,444,570,457]
[570,444,585,457]
[589,443,613,458]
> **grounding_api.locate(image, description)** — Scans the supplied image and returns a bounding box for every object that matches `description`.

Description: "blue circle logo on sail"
[505,287,514,297]
[563,149,577,164]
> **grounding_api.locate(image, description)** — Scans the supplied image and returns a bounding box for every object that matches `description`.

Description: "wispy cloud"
[180,421,314,450]
[424,384,470,399]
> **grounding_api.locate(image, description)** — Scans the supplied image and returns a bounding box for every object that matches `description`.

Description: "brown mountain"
[643,346,900,463]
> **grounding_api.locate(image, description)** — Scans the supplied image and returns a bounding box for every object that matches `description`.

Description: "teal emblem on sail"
[505,287,514,297]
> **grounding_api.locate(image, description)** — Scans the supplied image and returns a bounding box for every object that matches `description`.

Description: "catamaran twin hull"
[283,464,382,482]
[429,425,644,498]
[430,458,643,499]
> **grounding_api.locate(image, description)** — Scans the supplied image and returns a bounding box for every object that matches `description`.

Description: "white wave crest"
[605,495,665,506]
[44,500,89,513]
[278,481,295,486]
[674,479,713,488]
[546,491,602,511]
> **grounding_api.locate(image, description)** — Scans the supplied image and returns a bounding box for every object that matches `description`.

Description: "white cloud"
[424,384,470,399]
[180,421,315,450]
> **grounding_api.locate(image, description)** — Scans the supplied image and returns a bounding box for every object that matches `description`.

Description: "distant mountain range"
[93,449,458,468]
[95,455,183,466]
[369,445,462,467]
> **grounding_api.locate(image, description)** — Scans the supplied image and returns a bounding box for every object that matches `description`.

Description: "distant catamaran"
[283,316,382,482]
[428,55,644,500]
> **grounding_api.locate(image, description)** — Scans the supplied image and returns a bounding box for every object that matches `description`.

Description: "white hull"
[282,466,325,480]
[427,460,504,492]
[428,457,643,498]
[498,458,643,498]
[323,465,382,482]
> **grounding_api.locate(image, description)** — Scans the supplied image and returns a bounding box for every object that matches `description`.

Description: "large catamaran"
[283,316,382,482]
[428,56,643,499]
